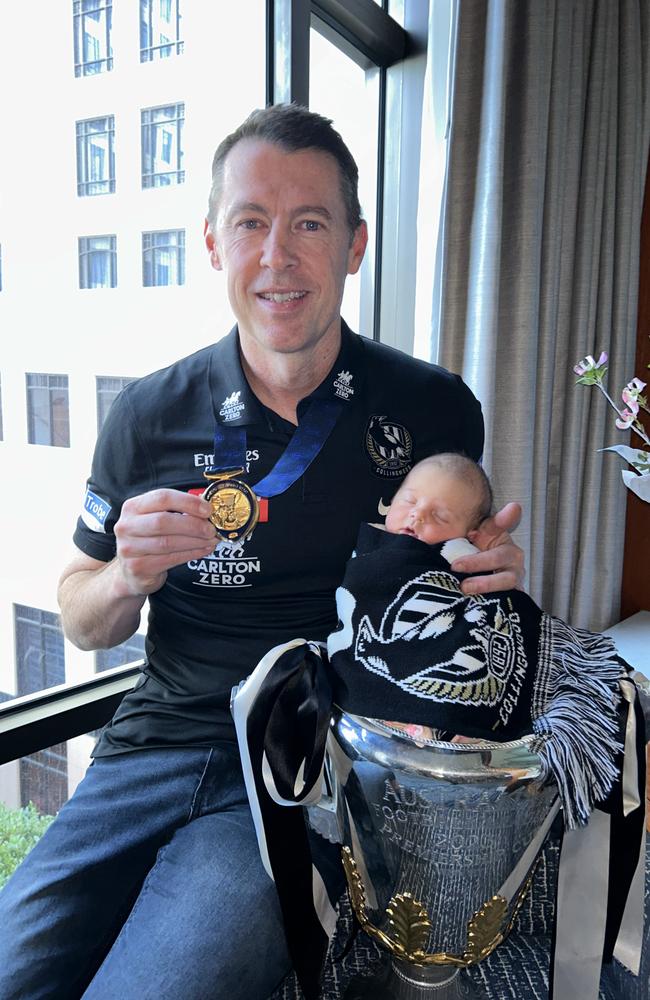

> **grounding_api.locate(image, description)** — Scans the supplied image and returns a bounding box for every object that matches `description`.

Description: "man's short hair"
[207,104,363,237]
[408,453,494,530]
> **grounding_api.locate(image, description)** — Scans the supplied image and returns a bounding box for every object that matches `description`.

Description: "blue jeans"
[0,745,293,1000]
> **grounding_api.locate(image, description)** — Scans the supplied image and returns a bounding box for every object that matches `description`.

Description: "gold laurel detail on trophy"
[341,847,528,969]
[385,894,431,956]
[464,895,508,963]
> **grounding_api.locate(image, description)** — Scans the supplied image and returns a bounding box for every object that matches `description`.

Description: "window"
[96,375,134,431]
[26,374,70,447]
[141,104,184,188]
[76,116,115,196]
[73,0,113,76]
[142,229,185,286]
[310,28,380,339]
[78,235,117,289]
[14,605,68,814]
[140,0,183,62]
[96,633,146,672]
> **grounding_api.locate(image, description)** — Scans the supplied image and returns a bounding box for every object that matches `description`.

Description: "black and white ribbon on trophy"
[231,638,336,1000]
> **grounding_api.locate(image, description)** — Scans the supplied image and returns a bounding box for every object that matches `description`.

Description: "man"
[0,105,523,1000]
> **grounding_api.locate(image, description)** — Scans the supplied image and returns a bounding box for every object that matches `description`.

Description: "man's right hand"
[114,489,216,596]
[58,489,217,651]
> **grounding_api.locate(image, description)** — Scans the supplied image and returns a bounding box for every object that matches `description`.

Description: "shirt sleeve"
[453,373,484,462]
[73,386,152,562]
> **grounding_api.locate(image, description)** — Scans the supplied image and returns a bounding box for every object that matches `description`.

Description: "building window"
[26,374,70,447]
[14,605,67,814]
[142,230,185,286]
[78,235,117,289]
[96,375,134,431]
[96,633,146,672]
[76,116,115,196]
[140,0,183,62]
[73,0,113,77]
[141,104,185,188]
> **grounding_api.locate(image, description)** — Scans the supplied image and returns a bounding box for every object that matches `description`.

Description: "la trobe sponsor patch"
[81,488,111,533]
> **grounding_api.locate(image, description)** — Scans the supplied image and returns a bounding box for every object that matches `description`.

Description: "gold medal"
[202,468,259,543]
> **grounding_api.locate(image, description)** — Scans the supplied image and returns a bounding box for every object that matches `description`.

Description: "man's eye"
[301,220,322,231]
[239,219,261,230]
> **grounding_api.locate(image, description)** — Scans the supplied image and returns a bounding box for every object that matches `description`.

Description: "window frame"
[140,0,184,63]
[76,116,116,197]
[142,229,186,287]
[73,0,113,77]
[25,373,71,448]
[141,103,185,189]
[78,234,117,290]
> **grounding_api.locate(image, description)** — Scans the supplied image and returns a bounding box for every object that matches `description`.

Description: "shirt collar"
[207,326,262,427]
[300,320,366,410]
[208,320,365,426]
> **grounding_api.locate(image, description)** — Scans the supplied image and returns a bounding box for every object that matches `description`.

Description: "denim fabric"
[0,745,292,1000]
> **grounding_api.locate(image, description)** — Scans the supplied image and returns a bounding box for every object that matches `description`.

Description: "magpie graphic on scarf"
[232,524,644,1000]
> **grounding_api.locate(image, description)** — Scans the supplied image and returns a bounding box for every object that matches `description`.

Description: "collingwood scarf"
[232,526,645,999]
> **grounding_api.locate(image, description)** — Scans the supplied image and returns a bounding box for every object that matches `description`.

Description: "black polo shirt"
[73,323,484,753]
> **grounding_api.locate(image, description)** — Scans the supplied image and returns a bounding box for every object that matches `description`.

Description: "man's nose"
[260,225,298,270]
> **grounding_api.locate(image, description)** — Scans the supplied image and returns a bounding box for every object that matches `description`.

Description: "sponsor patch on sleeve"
[81,488,112,533]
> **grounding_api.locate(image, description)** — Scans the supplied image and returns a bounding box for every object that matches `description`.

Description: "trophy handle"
[307,751,344,844]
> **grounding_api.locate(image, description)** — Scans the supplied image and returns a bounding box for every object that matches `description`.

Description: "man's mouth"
[258,291,307,303]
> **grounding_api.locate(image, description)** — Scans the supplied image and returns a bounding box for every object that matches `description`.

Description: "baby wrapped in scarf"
[328,452,633,823]
[233,453,646,1000]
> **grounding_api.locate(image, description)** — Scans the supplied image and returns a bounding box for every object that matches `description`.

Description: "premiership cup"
[315,710,559,1000]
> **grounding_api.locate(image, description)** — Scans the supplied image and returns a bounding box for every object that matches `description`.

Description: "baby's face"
[385,465,478,545]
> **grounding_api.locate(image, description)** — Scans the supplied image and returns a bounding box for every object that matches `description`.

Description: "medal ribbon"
[211,397,344,497]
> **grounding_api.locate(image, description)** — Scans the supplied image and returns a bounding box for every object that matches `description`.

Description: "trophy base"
[344,958,482,1000]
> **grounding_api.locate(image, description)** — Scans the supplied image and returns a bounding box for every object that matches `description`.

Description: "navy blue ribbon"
[211,397,344,497]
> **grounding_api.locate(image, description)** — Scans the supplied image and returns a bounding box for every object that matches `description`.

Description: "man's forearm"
[58,558,147,651]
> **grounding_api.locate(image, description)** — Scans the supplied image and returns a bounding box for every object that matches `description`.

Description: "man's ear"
[347,220,368,275]
[204,221,222,271]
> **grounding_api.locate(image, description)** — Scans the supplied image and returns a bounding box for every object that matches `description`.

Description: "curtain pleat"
[433,0,650,629]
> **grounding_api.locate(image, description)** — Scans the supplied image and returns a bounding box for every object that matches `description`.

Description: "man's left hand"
[451,502,525,595]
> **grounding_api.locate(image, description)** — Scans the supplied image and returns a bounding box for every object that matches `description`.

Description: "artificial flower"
[616,408,637,431]
[574,352,608,384]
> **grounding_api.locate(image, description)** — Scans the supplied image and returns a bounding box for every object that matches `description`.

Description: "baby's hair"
[404,453,493,530]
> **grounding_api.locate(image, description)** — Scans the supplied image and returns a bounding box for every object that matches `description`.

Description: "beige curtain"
[433,0,650,629]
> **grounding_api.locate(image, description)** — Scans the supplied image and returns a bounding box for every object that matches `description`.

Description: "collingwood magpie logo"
[349,571,522,707]
[219,390,245,422]
[365,415,413,478]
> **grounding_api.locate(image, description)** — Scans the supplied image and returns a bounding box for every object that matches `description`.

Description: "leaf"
[465,895,508,962]
[385,893,431,957]
[622,470,650,502]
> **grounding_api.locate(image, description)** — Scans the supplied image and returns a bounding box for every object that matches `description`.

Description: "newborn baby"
[382,452,492,743]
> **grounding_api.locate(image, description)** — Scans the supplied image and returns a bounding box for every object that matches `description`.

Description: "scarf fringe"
[533,616,624,829]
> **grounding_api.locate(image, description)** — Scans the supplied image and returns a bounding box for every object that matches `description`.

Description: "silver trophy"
[311,709,559,1000]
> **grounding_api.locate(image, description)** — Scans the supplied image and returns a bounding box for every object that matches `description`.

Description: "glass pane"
[0,735,97,886]
[0,2,265,715]
[310,27,380,339]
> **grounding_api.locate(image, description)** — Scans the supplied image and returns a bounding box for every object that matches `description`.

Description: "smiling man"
[0,105,524,1000]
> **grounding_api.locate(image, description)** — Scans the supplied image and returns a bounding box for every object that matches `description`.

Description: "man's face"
[385,465,479,545]
[205,139,367,362]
